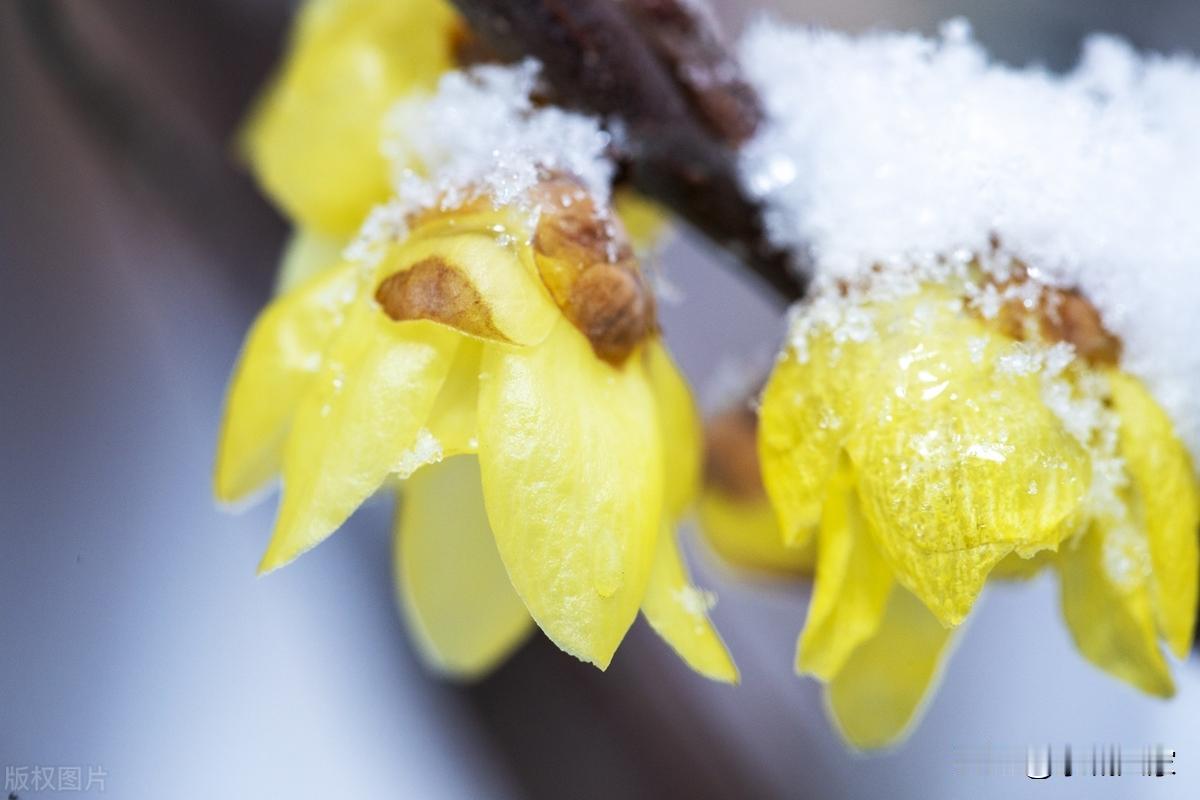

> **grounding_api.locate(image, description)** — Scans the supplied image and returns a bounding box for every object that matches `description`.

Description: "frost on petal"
[477,321,662,668]
[847,291,1090,625]
[395,458,532,679]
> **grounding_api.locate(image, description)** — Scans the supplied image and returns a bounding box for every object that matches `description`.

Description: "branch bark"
[448,0,805,301]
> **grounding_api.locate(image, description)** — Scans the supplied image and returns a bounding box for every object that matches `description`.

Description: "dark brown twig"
[448,0,805,301]
[617,0,762,146]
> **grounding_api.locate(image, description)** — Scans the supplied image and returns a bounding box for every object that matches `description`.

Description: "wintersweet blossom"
[757,274,1197,747]
[733,19,1200,748]
[221,0,734,679]
[216,177,736,679]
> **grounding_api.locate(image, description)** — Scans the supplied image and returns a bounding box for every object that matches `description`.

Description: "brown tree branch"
[617,0,762,146]
[448,0,806,301]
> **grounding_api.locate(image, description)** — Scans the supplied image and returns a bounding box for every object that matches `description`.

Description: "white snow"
[740,19,1200,462]
[394,428,444,479]
[346,60,614,268]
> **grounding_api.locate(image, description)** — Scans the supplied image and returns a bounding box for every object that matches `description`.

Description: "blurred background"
[2,1,1198,797]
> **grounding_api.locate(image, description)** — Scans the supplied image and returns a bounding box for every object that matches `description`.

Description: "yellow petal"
[379,223,559,347]
[826,587,956,750]
[758,342,848,546]
[424,338,482,457]
[1108,370,1200,657]
[697,489,815,574]
[275,228,346,295]
[641,524,738,683]
[797,472,894,680]
[847,291,1090,625]
[215,261,359,503]
[1057,519,1175,697]
[395,457,532,679]
[477,321,663,668]
[242,0,458,234]
[259,307,459,573]
[645,341,701,518]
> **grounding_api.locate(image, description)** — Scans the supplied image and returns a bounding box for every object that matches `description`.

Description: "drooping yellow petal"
[477,321,662,668]
[1108,370,1200,657]
[826,587,957,750]
[424,338,482,457]
[259,308,459,573]
[242,0,458,234]
[275,228,346,295]
[847,290,1091,625]
[758,341,849,546]
[645,341,701,518]
[797,473,894,681]
[1057,520,1175,697]
[215,261,359,503]
[641,524,738,683]
[697,490,815,574]
[379,222,560,347]
[394,457,532,678]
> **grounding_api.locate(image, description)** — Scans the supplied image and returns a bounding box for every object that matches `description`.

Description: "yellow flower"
[241,0,460,236]
[757,278,1198,748]
[216,177,737,681]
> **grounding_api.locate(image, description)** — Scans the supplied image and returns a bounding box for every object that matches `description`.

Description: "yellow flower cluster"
[219,0,1199,753]
[218,0,734,681]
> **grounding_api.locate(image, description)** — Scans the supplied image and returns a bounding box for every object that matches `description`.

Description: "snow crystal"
[343,60,615,269]
[394,428,444,479]
[385,59,613,208]
[675,585,717,618]
[1040,365,1128,520]
[740,19,1200,462]
[997,341,1075,379]
[1101,520,1152,589]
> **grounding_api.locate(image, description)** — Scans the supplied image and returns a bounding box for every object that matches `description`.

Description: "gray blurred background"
[2,1,1198,797]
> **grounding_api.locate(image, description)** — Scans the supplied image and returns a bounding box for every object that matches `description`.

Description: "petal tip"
[256,537,302,576]
[702,661,741,685]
